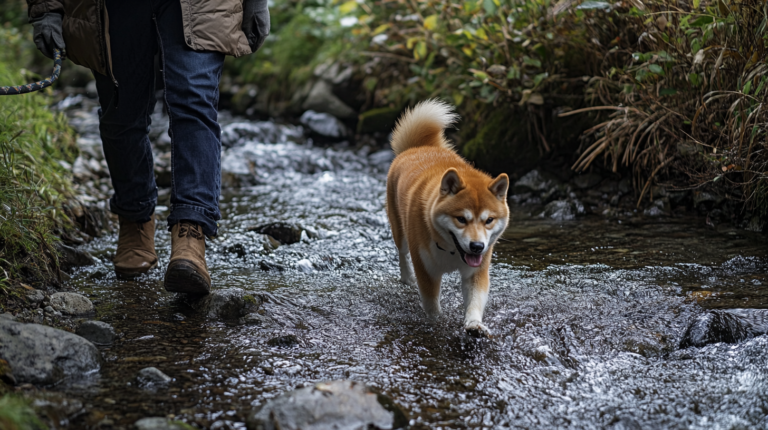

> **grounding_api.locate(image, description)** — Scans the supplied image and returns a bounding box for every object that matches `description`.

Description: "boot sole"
[115,260,158,279]
[164,259,211,295]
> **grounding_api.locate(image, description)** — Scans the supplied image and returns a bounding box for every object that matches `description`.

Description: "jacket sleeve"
[26,0,65,20]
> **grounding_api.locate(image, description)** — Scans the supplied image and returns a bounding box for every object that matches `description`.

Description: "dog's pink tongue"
[464,254,483,267]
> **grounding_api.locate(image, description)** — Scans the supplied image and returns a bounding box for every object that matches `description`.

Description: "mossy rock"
[461,106,539,177]
[357,107,401,134]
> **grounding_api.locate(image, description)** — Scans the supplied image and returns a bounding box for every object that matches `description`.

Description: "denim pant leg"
[95,0,157,223]
[154,0,225,237]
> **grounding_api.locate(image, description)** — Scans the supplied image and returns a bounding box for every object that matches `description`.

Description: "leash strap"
[0,48,64,95]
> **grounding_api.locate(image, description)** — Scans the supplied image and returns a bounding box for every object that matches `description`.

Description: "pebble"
[49,292,95,316]
[136,367,172,388]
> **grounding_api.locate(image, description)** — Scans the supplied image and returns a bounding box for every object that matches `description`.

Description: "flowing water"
[57,101,768,429]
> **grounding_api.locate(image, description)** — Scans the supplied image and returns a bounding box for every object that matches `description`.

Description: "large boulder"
[680,309,768,348]
[0,319,101,386]
[246,380,405,430]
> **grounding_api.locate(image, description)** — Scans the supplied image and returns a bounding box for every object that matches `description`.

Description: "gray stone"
[56,243,95,271]
[188,288,261,320]
[513,170,560,194]
[247,380,401,430]
[0,319,101,386]
[44,306,55,314]
[248,222,305,245]
[300,110,348,139]
[618,177,632,194]
[302,80,357,119]
[136,367,172,388]
[50,292,94,316]
[76,320,115,345]
[680,309,768,348]
[26,289,45,307]
[693,191,724,208]
[539,200,585,221]
[573,172,603,189]
[134,417,192,430]
[0,313,15,321]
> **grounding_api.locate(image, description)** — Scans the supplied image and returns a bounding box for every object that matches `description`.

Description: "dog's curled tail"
[390,99,459,156]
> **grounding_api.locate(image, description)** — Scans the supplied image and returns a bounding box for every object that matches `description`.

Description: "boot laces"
[178,223,203,240]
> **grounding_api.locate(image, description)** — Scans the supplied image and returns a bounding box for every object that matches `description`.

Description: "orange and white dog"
[386,100,510,337]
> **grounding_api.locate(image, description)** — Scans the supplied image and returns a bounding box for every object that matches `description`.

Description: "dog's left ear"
[488,174,509,200]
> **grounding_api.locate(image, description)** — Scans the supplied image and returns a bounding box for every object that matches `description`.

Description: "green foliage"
[0,395,46,430]
[0,27,77,287]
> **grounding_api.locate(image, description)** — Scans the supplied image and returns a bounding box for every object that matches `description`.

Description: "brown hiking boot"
[114,215,158,278]
[164,222,211,294]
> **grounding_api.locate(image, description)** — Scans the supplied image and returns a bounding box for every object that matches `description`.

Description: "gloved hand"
[242,0,270,53]
[31,13,66,59]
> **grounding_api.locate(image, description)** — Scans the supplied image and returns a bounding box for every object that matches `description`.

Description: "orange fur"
[386,99,510,336]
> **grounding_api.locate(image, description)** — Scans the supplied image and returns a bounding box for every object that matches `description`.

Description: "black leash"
[0,48,64,95]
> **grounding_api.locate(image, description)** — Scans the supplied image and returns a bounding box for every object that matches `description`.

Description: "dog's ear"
[488,174,509,200]
[440,168,464,196]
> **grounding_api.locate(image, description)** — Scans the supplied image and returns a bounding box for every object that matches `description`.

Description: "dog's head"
[433,168,509,267]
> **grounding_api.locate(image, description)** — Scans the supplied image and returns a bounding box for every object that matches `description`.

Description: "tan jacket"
[27,0,253,77]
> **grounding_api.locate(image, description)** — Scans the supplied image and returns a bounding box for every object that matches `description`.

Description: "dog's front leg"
[412,253,442,320]
[397,242,417,287]
[461,267,490,337]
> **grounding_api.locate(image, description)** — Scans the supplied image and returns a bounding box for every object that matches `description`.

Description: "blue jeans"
[94,0,224,236]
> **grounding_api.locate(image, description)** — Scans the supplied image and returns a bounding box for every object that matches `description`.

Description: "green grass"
[0,26,78,289]
[0,395,46,430]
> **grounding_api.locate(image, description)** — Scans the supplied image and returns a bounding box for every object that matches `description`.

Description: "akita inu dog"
[386,99,510,337]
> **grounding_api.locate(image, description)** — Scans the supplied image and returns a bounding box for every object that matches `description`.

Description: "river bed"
[55,100,768,429]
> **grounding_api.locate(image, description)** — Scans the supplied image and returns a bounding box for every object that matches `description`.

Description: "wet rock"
[76,321,115,345]
[136,367,172,388]
[643,199,669,217]
[259,260,287,272]
[539,200,584,221]
[0,319,101,386]
[302,80,357,120]
[357,107,401,134]
[246,380,402,430]
[369,149,395,168]
[618,177,632,194]
[513,170,560,194]
[573,172,603,189]
[134,417,192,430]
[220,121,303,148]
[680,309,768,348]
[50,292,95,316]
[300,110,349,139]
[188,288,261,320]
[693,191,724,209]
[57,243,95,271]
[26,289,45,308]
[249,222,306,245]
[267,335,299,348]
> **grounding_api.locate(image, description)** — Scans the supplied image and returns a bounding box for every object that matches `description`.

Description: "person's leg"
[153,0,224,294]
[153,0,224,238]
[95,0,158,225]
[94,0,159,277]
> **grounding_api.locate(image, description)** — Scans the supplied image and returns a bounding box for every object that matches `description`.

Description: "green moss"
[460,106,539,177]
[243,294,258,305]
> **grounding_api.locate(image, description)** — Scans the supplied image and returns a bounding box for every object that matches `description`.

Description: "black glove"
[31,12,66,59]
[242,0,270,53]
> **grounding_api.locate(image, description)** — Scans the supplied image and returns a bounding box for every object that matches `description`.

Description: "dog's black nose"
[469,242,484,253]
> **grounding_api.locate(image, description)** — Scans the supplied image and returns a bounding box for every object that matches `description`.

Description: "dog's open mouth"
[450,233,483,267]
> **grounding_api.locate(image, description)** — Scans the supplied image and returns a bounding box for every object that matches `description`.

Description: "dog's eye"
[456,216,467,224]
[485,217,494,225]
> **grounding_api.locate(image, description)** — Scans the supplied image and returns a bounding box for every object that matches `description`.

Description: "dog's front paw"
[464,320,492,338]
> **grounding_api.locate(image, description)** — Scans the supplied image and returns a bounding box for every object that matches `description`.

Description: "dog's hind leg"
[386,180,416,286]
[461,265,491,337]
[397,241,417,287]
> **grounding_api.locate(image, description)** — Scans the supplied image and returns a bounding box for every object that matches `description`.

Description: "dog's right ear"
[440,168,464,196]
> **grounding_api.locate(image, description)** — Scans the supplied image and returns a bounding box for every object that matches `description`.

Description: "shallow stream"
[59,104,768,429]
